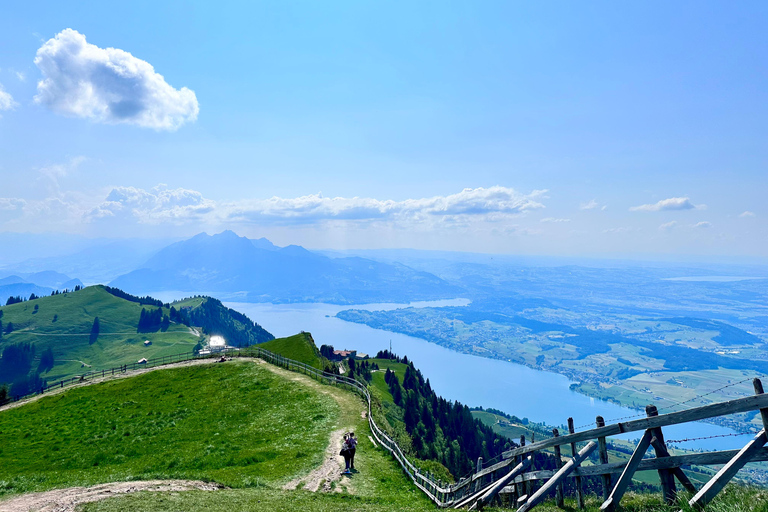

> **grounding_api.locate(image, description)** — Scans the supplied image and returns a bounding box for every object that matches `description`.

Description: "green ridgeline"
[0,358,436,512]
[258,332,331,370]
[0,285,272,396]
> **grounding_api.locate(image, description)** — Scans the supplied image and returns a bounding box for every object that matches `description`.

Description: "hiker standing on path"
[348,432,358,471]
[341,434,352,474]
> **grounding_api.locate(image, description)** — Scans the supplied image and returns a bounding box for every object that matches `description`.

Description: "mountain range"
[0,271,83,305]
[109,231,461,304]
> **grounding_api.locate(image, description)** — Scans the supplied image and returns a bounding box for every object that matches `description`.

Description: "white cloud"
[693,221,712,229]
[580,199,598,210]
[221,186,546,225]
[629,197,704,212]
[659,221,677,231]
[739,211,755,218]
[540,217,571,223]
[38,156,87,188]
[89,185,215,224]
[34,29,198,130]
[15,71,25,82]
[0,83,18,111]
[0,198,26,211]
[3,184,548,234]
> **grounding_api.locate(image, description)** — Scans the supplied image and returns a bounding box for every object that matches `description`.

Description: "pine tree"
[89,317,100,345]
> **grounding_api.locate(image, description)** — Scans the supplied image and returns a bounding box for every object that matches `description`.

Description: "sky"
[0,1,766,259]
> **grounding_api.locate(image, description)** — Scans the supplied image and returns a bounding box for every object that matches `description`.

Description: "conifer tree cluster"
[381,357,514,478]
[138,307,169,332]
[346,357,378,383]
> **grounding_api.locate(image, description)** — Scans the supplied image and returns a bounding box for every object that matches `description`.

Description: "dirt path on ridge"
[0,480,223,512]
[254,360,361,494]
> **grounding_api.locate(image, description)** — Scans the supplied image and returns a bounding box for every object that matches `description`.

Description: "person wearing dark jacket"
[340,434,352,474]
[348,432,358,470]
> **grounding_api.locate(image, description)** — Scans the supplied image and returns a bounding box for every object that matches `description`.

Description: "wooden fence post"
[646,405,676,504]
[596,416,611,500]
[553,429,564,508]
[518,435,527,500]
[474,456,484,492]
[687,378,768,509]
[600,429,653,512]
[517,442,597,512]
[568,417,585,509]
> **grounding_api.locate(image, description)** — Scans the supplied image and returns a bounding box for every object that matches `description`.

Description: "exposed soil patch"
[283,427,352,493]
[0,480,223,512]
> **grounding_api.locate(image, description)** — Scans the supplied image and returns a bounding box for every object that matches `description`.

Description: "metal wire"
[572,373,765,431]
[658,376,757,412]
[665,431,758,444]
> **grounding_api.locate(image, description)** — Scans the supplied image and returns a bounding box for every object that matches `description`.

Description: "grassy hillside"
[0,286,198,391]
[0,360,336,496]
[258,332,329,370]
[0,357,437,512]
[0,286,273,396]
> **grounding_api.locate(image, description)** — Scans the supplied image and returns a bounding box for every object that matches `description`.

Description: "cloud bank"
[89,186,215,224]
[34,29,198,130]
[630,197,703,212]
[55,185,541,228]
[222,186,546,225]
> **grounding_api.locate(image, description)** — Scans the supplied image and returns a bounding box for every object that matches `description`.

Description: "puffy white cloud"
[580,199,598,210]
[739,211,755,218]
[629,197,704,212]
[693,221,712,229]
[0,83,17,111]
[89,185,215,224]
[540,217,571,223]
[221,186,546,224]
[34,29,198,130]
[3,184,546,234]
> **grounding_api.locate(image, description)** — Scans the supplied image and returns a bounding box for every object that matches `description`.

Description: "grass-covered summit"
[0,285,273,397]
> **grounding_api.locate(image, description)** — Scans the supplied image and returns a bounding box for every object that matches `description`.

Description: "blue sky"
[0,1,766,258]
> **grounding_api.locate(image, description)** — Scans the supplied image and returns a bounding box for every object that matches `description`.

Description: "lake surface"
[221,299,746,451]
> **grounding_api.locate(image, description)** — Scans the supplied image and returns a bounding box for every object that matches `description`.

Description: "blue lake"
[220,299,748,452]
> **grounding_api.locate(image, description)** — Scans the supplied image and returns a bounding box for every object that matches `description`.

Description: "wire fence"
[3,347,768,510]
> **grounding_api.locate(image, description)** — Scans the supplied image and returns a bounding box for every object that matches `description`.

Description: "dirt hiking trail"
[0,480,222,512]
[255,360,363,494]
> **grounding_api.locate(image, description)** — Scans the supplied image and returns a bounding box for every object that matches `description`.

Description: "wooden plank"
[688,430,767,510]
[646,405,676,504]
[502,393,768,459]
[568,418,585,510]
[596,416,611,501]
[474,457,484,493]
[754,378,768,432]
[600,429,653,512]
[496,446,768,483]
[517,442,597,512]
[552,429,564,508]
[472,456,532,510]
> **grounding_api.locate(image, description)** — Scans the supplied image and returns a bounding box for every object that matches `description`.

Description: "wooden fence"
[4,347,768,511]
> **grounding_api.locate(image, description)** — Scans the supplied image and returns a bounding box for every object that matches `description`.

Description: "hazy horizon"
[2,2,767,259]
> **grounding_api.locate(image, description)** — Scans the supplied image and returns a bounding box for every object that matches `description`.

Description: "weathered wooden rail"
[4,346,767,511]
